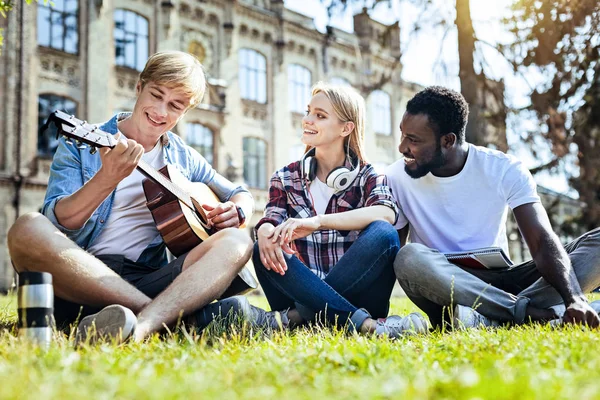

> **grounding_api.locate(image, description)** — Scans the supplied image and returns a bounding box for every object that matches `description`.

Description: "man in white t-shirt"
[8,51,283,344]
[386,86,600,329]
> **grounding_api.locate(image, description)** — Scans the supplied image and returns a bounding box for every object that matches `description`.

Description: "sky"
[284,0,572,195]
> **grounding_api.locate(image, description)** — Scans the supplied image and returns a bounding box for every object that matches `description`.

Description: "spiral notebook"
[444,247,514,270]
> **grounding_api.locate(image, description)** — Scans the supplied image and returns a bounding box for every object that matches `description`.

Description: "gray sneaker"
[75,304,137,346]
[375,312,430,338]
[191,296,288,331]
[453,304,500,329]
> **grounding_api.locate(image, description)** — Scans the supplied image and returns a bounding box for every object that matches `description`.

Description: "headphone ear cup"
[326,166,352,191]
[304,156,317,181]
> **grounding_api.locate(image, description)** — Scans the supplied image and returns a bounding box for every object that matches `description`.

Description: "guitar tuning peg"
[75,140,86,149]
[89,147,97,155]
[63,135,74,145]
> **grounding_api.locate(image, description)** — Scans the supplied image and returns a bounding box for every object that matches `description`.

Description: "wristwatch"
[236,205,246,228]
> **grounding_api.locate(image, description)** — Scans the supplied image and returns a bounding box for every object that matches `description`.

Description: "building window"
[37,0,79,54]
[243,137,267,189]
[38,94,77,157]
[288,64,312,113]
[187,123,214,165]
[239,49,266,103]
[371,90,392,135]
[114,9,149,71]
[330,77,351,86]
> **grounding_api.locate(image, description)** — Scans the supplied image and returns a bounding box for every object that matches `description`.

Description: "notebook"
[444,247,514,270]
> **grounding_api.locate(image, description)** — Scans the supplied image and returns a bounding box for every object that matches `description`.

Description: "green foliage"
[1,294,600,399]
[0,0,37,55]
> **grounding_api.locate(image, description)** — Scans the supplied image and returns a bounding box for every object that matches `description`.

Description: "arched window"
[239,49,267,103]
[243,137,267,189]
[371,90,392,135]
[37,0,79,54]
[330,77,351,87]
[187,123,214,165]
[288,64,312,113]
[38,94,77,157]
[114,9,149,71]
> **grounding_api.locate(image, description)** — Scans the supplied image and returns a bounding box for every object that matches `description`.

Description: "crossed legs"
[7,212,253,341]
[394,228,600,328]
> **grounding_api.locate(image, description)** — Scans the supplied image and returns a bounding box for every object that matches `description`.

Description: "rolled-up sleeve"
[41,138,88,239]
[364,172,399,225]
[254,172,288,232]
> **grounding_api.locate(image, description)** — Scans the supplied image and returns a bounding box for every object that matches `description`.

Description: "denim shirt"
[42,113,251,268]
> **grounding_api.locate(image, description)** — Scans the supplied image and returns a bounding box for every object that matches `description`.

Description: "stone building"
[0,0,419,290]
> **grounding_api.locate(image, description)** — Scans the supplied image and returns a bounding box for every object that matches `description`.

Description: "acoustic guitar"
[42,110,257,298]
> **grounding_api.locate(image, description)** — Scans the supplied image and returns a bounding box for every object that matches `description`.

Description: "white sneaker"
[375,312,430,338]
[453,304,500,329]
[75,304,137,346]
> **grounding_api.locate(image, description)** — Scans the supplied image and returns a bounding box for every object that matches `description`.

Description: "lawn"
[0,294,599,400]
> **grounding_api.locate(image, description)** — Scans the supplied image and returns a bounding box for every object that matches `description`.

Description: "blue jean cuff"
[295,302,316,323]
[514,296,530,324]
[348,308,371,333]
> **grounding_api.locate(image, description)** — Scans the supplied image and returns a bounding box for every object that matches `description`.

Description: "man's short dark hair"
[405,86,469,144]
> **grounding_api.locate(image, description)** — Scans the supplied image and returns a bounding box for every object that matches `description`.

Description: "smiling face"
[398,112,446,179]
[131,82,193,139]
[301,92,351,150]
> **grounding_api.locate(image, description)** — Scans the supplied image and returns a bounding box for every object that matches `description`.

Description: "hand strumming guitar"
[203,201,240,230]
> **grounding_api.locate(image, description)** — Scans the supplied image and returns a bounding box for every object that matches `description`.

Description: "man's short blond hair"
[139,51,206,109]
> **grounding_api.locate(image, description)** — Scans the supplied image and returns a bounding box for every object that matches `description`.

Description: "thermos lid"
[18,272,53,286]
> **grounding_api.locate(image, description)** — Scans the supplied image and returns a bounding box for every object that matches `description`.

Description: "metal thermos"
[17,272,54,347]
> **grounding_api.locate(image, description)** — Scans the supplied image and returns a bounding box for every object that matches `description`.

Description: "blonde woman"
[253,82,428,337]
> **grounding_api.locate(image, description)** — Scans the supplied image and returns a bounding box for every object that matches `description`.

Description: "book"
[444,247,514,270]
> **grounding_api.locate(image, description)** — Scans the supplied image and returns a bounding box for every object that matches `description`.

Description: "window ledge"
[37,46,79,59]
[242,100,268,120]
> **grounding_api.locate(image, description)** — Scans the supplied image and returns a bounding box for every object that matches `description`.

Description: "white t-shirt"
[385,144,541,255]
[309,178,336,215]
[88,141,166,261]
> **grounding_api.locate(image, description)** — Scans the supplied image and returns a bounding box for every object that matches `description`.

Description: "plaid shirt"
[255,159,399,279]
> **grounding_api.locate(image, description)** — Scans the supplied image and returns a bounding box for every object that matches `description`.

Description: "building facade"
[0,0,419,290]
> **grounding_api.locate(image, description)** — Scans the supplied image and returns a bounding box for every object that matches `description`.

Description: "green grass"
[1,294,599,399]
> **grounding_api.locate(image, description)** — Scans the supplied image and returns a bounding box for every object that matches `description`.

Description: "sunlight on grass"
[1,294,599,399]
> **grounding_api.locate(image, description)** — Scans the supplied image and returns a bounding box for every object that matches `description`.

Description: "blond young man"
[8,51,278,343]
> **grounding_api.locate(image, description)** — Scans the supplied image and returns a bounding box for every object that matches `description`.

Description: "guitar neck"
[46,110,196,210]
[136,160,194,209]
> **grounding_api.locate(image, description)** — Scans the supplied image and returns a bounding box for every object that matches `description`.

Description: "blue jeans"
[253,221,400,332]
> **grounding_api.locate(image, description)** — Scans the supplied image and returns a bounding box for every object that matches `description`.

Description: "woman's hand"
[257,223,288,275]
[271,216,322,249]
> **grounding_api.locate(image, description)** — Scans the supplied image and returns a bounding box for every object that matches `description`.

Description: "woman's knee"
[362,220,400,250]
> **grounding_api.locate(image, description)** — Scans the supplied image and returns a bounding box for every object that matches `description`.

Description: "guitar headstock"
[42,110,117,154]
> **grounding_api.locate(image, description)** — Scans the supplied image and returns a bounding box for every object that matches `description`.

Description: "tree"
[0,0,15,54]
[503,0,600,231]
[0,0,38,55]
[318,0,508,150]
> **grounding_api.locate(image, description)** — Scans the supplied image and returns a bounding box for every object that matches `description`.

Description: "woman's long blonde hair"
[305,81,367,162]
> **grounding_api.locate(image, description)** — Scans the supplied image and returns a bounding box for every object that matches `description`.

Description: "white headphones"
[301,147,361,192]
